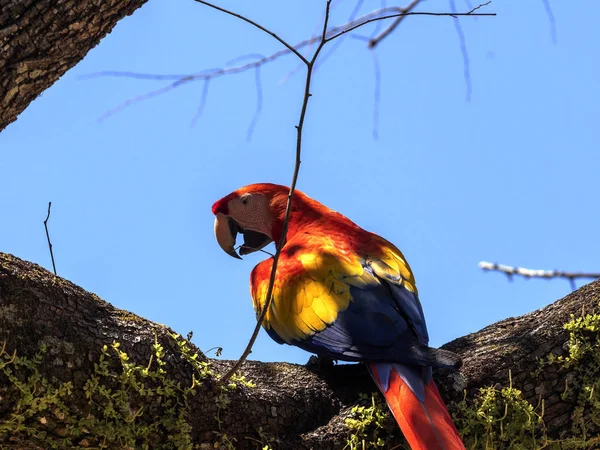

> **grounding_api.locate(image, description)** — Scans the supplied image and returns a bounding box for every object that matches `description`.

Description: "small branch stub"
[43,202,57,276]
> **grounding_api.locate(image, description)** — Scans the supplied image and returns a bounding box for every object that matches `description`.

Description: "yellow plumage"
[251,236,417,343]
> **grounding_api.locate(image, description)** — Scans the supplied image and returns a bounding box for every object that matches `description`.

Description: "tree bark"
[0,0,147,132]
[1,252,599,449]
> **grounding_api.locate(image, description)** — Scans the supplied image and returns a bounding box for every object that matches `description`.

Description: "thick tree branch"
[2,252,599,448]
[0,0,147,132]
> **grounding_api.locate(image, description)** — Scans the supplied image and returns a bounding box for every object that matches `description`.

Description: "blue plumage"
[265,266,458,378]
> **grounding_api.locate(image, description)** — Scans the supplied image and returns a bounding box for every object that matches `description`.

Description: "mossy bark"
[1,252,598,449]
[0,0,147,131]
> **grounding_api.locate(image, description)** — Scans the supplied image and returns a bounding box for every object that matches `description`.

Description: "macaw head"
[212,183,290,259]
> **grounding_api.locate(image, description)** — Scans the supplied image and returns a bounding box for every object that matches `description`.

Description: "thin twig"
[466,0,493,14]
[193,0,309,65]
[314,0,366,72]
[88,4,494,121]
[541,0,557,44]
[450,0,472,102]
[43,202,57,276]
[190,79,211,127]
[325,3,494,42]
[220,53,266,140]
[479,261,600,291]
[368,0,421,48]
[219,0,334,386]
[479,262,600,280]
[246,65,263,142]
[371,0,388,38]
[371,50,381,140]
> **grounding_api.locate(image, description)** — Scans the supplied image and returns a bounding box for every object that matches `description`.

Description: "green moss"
[114,309,146,324]
[542,306,600,447]
[344,393,391,449]
[453,304,600,449]
[0,333,257,449]
[344,304,600,450]
[454,370,547,449]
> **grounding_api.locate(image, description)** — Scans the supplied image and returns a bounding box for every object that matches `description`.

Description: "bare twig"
[324,3,494,42]
[314,0,366,72]
[541,0,557,44]
[215,53,266,140]
[88,3,494,120]
[43,202,57,276]
[368,0,421,48]
[450,0,472,102]
[479,261,600,291]
[465,0,493,14]
[193,0,309,65]
[190,79,211,127]
[371,50,381,140]
[247,65,263,142]
[89,0,493,383]
[371,0,388,37]
[219,0,334,386]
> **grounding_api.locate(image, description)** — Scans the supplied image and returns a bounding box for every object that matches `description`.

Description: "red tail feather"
[370,364,465,450]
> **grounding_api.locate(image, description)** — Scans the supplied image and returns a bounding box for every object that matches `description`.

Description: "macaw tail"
[369,362,465,450]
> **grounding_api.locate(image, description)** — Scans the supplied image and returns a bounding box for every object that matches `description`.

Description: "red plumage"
[370,364,464,450]
[212,183,465,450]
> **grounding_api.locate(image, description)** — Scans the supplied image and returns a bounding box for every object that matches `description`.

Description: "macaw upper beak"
[214,213,242,259]
[214,213,273,259]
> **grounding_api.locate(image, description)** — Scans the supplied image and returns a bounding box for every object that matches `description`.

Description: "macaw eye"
[240,195,250,206]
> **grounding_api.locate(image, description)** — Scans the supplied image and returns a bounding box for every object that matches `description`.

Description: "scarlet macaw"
[212,183,465,450]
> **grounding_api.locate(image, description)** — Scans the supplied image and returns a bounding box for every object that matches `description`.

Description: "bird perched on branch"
[212,183,465,450]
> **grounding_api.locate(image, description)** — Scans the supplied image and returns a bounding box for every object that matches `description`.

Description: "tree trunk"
[0,0,147,132]
[1,252,599,449]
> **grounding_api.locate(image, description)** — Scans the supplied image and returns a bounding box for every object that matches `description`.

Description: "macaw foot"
[305,354,335,373]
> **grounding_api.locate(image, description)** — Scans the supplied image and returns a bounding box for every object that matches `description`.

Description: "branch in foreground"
[217,0,334,386]
[2,252,600,448]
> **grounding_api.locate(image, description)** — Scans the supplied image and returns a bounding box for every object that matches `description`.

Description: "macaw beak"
[214,213,274,259]
[214,213,242,259]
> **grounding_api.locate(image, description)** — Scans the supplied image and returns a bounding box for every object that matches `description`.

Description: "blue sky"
[1,0,598,365]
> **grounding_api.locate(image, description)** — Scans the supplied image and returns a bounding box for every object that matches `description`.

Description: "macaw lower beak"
[214,213,273,259]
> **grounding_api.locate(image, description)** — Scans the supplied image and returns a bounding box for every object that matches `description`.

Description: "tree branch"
[450,0,473,102]
[186,0,493,384]
[542,0,558,44]
[479,261,600,280]
[2,252,599,448]
[43,202,57,276]
[368,0,421,48]
[324,2,494,42]
[88,3,494,120]
[0,0,148,132]
[192,0,309,65]
[479,261,600,290]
